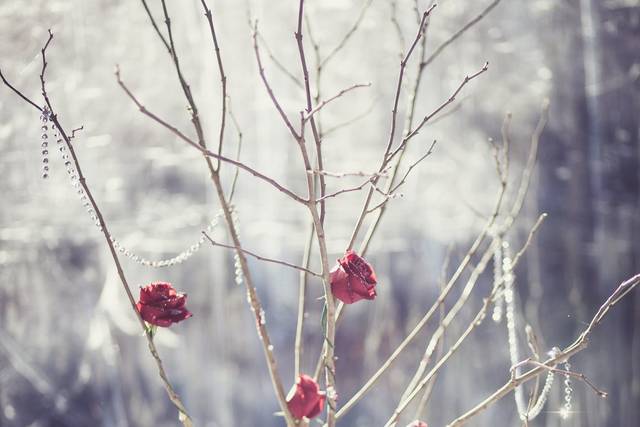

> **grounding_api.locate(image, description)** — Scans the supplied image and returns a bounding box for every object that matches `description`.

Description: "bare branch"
[0,66,42,112]
[200,0,228,169]
[345,4,437,251]
[389,140,437,193]
[388,62,489,163]
[140,0,171,53]
[256,32,303,89]
[203,232,320,277]
[253,22,301,141]
[304,82,371,121]
[383,4,438,160]
[115,67,307,204]
[320,0,374,68]
[421,0,503,69]
[510,360,608,398]
[295,223,315,378]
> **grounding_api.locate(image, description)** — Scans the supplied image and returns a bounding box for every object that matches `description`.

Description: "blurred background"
[0,0,638,426]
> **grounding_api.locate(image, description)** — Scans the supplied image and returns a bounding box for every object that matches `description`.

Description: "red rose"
[407,421,428,427]
[286,375,326,420]
[136,282,193,327]
[329,250,377,304]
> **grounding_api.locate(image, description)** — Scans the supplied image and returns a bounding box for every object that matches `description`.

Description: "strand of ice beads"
[41,107,225,267]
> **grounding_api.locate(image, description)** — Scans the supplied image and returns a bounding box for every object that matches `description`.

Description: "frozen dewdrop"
[267,344,274,351]
[259,308,266,325]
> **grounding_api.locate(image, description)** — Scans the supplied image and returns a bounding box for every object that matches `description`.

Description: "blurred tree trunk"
[534,1,639,425]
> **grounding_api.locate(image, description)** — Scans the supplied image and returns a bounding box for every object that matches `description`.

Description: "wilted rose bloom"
[136,282,193,327]
[286,374,326,420]
[406,421,428,427]
[329,250,377,304]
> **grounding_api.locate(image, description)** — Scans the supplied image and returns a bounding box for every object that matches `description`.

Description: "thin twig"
[320,0,374,68]
[421,0,503,69]
[345,4,437,252]
[202,232,321,277]
[200,0,227,170]
[295,222,315,378]
[389,62,489,164]
[304,82,371,121]
[312,169,388,179]
[227,100,243,201]
[510,360,608,398]
[389,140,437,193]
[295,3,327,225]
[0,68,42,112]
[389,0,406,54]
[115,67,307,204]
[253,22,301,141]
[256,32,303,89]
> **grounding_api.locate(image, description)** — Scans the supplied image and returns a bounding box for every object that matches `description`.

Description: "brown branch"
[257,32,303,89]
[345,4,437,252]
[312,168,389,179]
[140,0,171,53]
[389,0,406,54]
[421,0,503,69]
[253,22,301,141]
[295,4,327,226]
[383,4,437,160]
[0,66,43,112]
[388,62,489,164]
[389,140,437,193]
[115,67,307,204]
[364,141,438,214]
[227,100,243,201]
[294,1,337,423]
[200,0,228,170]
[316,177,385,202]
[304,82,371,121]
[320,0,374,68]
[510,360,608,398]
[295,222,315,378]
[147,5,297,424]
[202,232,321,277]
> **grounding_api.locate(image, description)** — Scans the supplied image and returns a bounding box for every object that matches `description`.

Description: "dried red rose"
[329,250,377,304]
[136,282,192,327]
[286,374,326,420]
[406,421,428,427]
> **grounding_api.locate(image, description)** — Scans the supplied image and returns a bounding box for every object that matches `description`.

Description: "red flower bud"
[407,421,428,427]
[136,282,193,327]
[329,250,377,304]
[286,375,326,420]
